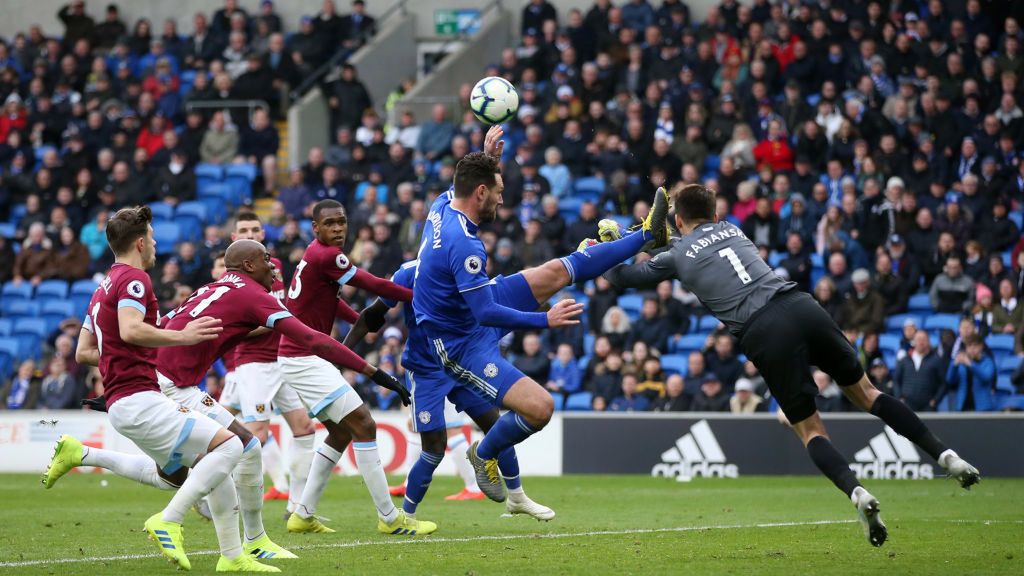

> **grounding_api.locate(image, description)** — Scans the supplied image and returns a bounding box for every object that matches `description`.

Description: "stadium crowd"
[3,0,1024,415]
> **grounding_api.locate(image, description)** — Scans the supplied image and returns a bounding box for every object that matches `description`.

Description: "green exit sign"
[435,9,481,36]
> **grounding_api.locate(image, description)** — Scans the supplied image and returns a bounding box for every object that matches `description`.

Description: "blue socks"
[477,412,537,460]
[559,229,647,283]
[498,448,521,490]
[402,450,443,514]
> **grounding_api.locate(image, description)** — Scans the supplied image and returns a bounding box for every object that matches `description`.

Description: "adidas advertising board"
[651,420,739,479]
[562,414,1024,478]
[848,426,934,480]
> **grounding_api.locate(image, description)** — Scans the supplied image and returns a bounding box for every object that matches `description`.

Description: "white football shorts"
[107,390,222,474]
[278,355,363,423]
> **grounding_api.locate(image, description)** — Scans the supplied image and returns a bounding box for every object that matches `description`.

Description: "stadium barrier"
[5,412,1021,478]
[561,413,1024,479]
[0,411,562,476]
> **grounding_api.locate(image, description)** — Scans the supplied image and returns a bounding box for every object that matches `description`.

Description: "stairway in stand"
[253,120,290,221]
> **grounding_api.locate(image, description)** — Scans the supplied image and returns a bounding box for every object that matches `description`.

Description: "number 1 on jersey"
[718,247,752,284]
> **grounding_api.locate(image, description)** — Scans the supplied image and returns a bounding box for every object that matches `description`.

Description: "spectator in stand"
[600,306,631,353]
[690,374,729,412]
[873,251,908,316]
[609,373,650,412]
[895,329,947,411]
[12,222,54,287]
[199,110,239,164]
[841,268,885,335]
[539,146,572,198]
[704,333,742,391]
[341,0,377,51]
[742,196,779,251]
[154,150,195,207]
[2,360,39,410]
[653,374,689,412]
[279,167,312,219]
[813,277,843,324]
[729,378,764,414]
[946,333,997,412]
[51,226,90,281]
[546,343,582,405]
[930,256,975,314]
[39,356,79,410]
[327,63,372,133]
[514,332,550,385]
[0,237,15,283]
[826,251,852,296]
[415,103,456,162]
[628,296,670,354]
[978,199,1020,254]
[753,118,794,172]
[240,107,279,165]
[779,231,812,292]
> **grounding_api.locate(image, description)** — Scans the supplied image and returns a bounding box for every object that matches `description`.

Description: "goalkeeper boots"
[42,434,83,489]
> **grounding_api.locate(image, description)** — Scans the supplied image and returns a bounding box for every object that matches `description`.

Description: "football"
[470,76,519,125]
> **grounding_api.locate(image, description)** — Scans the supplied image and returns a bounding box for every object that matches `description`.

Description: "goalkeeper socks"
[297,443,342,519]
[81,447,176,490]
[477,412,537,460]
[207,472,244,560]
[162,435,243,523]
[353,441,399,524]
[262,433,289,493]
[497,447,522,490]
[559,230,647,284]
[288,433,315,514]
[869,393,947,460]
[402,450,443,514]
[448,435,480,492]
[807,436,861,498]
[233,438,266,542]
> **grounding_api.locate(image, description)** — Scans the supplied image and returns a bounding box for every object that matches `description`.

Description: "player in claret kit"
[41,206,280,572]
[602,183,982,547]
[230,212,318,519]
[279,199,436,536]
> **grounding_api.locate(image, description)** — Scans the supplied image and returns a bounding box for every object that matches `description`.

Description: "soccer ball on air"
[470,76,519,125]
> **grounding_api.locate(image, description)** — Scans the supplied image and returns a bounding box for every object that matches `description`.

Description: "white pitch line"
[0,519,854,568]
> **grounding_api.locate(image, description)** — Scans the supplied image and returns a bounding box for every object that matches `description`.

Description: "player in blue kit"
[409,129,671,502]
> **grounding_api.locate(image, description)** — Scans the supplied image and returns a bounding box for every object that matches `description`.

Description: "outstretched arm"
[274,315,372,374]
[347,268,413,302]
[342,298,390,349]
[462,284,583,330]
[336,299,361,324]
[603,251,676,291]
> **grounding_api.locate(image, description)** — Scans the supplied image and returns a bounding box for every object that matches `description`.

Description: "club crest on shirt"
[255,403,266,414]
[202,395,215,407]
[178,405,190,413]
[418,410,431,424]
[335,254,350,269]
[464,255,483,274]
[484,363,498,378]
[127,280,145,298]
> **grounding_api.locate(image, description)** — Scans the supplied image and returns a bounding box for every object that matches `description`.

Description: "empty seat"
[878,333,902,353]
[152,221,182,255]
[0,223,14,238]
[673,334,707,354]
[2,282,33,300]
[574,176,605,200]
[660,354,690,376]
[698,316,721,332]
[0,337,20,368]
[907,293,933,313]
[35,279,69,300]
[0,318,11,337]
[1,299,40,319]
[923,314,959,332]
[987,334,1015,352]
[70,279,99,296]
[564,391,593,411]
[618,293,644,315]
[997,355,1021,374]
[41,300,76,332]
[886,313,921,332]
[176,201,209,223]
[148,202,175,221]
[13,318,47,360]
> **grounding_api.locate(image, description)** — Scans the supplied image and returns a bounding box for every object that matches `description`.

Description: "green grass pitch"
[0,473,1021,575]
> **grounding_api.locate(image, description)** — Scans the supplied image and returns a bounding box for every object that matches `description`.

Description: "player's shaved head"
[224,239,266,269]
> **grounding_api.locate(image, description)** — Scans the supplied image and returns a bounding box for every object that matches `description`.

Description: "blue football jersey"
[380,261,433,372]
[412,191,492,334]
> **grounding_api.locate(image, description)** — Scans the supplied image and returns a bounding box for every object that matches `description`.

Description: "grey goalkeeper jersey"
[606,221,796,336]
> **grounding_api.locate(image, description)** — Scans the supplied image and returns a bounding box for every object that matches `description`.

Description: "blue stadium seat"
[1,299,40,319]
[923,314,959,332]
[674,334,707,354]
[618,293,644,316]
[0,337,20,370]
[225,164,257,205]
[551,393,565,411]
[13,318,47,360]
[1003,251,1012,269]
[1001,395,1024,410]
[809,252,824,268]
[35,279,68,300]
[883,350,897,371]
[907,293,933,313]
[225,163,257,182]
[34,145,56,164]
[577,356,590,372]
[2,281,33,300]
[198,181,232,200]
[41,300,76,333]
[70,279,99,296]
[583,333,595,354]
[886,313,921,332]
[195,163,224,182]
[698,316,721,332]
[564,392,593,411]
[878,333,902,353]
[176,200,209,223]
[704,154,721,172]
[1009,213,1023,232]
[153,221,182,255]
[660,354,689,376]
[558,197,584,221]
[71,295,92,320]
[148,202,175,222]
[197,196,227,224]
[996,375,1016,396]
[988,334,1015,353]
[9,203,28,224]
[768,251,785,268]
[997,355,1021,374]
[0,223,14,238]
[0,318,11,336]
[573,177,605,201]
[175,214,203,243]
